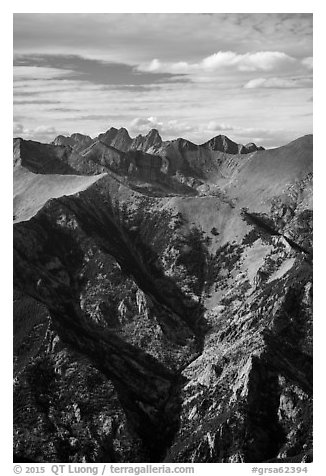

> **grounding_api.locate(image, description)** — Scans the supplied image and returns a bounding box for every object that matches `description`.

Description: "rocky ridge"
[13,129,312,463]
[52,127,263,156]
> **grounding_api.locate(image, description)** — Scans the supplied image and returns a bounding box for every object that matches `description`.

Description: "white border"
[3,3,323,474]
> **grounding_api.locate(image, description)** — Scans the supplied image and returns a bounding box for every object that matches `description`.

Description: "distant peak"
[174,137,197,150]
[116,127,132,141]
[146,128,161,137]
[71,132,91,139]
[98,127,118,141]
[129,128,163,152]
[52,132,93,152]
[208,134,233,143]
[202,134,263,154]
[118,127,130,134]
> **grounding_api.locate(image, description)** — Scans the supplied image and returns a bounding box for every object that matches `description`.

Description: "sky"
[13,13,313,148]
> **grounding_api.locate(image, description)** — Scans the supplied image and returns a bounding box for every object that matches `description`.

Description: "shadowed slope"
[14,138,76,175]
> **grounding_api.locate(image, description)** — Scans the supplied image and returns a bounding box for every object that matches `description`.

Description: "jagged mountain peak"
[52,132,93,152]
[202,134,264,155]
[131,128,163,152]
[51,126,265,156]
[146,128,161,139]
[201,134,242,154]
[106,126,118,134]
[117,127,131,137]
[70,132,92,140]
[97,127,119,146]
[171,137,198,150]
[108,127,133,152]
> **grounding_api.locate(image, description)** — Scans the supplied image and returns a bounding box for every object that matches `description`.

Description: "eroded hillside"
[13,130,313,463]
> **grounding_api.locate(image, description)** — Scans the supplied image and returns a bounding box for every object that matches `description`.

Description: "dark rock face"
[97,127,119,146]
[14,138,77,175]
[13,131,312,463]
[109,128,133,152]
[201,134,242,154]
[131,129,163,152]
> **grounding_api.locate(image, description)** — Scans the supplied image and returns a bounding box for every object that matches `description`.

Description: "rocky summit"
[13,128,312,463]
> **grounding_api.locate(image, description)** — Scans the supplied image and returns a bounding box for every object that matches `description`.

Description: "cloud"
[301,56,313,70]
[129,116,197,138]
[13,122,24,135]
[244,76,312,89]
[202,51,296,72]
[13,13,313,64]
[206,121,237,132]
[13,122,65,142]
[138,51,298,75]
[130,117,158,130]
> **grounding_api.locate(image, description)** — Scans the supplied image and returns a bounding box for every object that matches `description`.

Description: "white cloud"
[34,125,58,135]
[13,122,64,143]
[244,76,312,89]
[206,121,236,132]
[141,59,190,74]
[202,51,296,72]
[129,116,196,138]
[138,50,298,75]
[130,117,160,129]
[302,56,313,70]
[13,122,24,135]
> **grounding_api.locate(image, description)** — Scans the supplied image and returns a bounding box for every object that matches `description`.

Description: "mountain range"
[13,126,313,463]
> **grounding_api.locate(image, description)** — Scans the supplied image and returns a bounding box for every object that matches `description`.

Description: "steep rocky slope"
[13,131,312,463]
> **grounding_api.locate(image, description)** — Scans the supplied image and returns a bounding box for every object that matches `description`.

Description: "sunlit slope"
[223,135,313,210]
[13,166,106,223]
